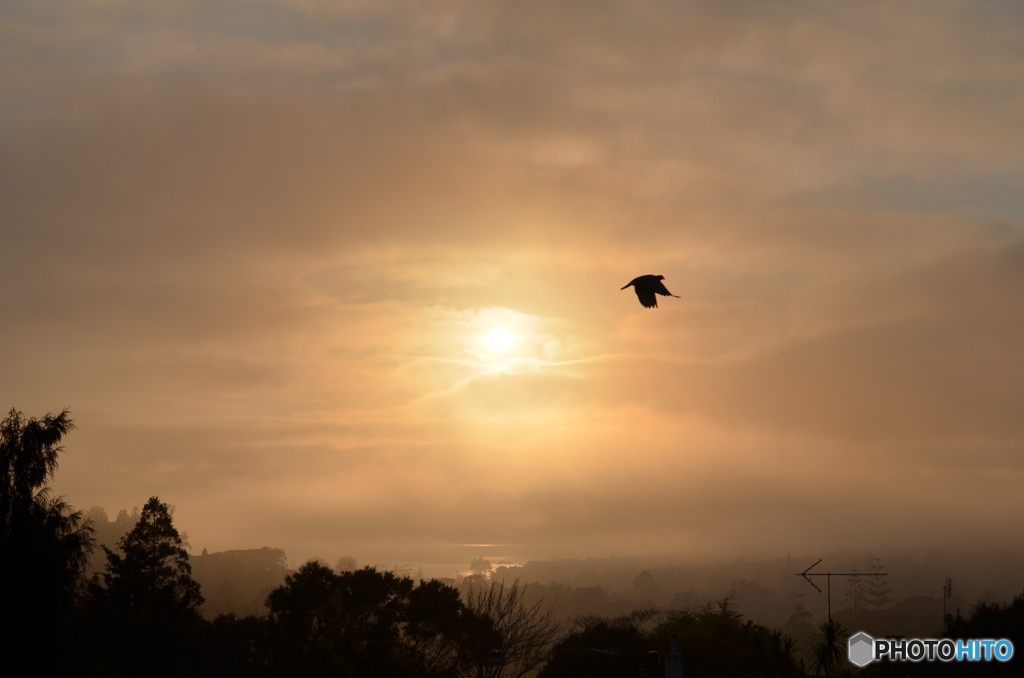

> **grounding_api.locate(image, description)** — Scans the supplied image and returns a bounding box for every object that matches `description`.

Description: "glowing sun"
[484,328,513,352]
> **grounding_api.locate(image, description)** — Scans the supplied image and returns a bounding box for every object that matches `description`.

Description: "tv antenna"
[942,577,952,634]
[796,559,887,621]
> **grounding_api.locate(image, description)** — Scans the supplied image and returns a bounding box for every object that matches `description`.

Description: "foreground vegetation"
[4,408,1024,676]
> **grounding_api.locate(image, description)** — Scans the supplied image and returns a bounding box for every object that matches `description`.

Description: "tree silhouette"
[470,556,492,576]
[407,578,500,677]
[190,546,288,617]
[335,555,358,572]
[88,496,204,676]
[266,561,497,677]
[0,408,94,668]
[866,555,896,611]
[652,598,770,677]
[538,613,651,678]
[464,578,561,678]
[633,569,662,601]
[840,565,867,615]
[751,626,801,678]
[784,598,816,646]
[946,591,1024,665]
[808,618,848,677]
[199,612,274,675]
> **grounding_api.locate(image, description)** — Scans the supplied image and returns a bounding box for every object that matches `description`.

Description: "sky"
[3,0,1024,573]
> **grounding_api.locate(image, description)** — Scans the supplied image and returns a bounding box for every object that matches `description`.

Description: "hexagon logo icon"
[848,631,875,667]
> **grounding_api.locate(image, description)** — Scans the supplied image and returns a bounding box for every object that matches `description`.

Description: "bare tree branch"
[464,578,561,678]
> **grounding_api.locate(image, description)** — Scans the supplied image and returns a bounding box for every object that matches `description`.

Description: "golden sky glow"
[4,0,1024,570]
[484,328,512,352]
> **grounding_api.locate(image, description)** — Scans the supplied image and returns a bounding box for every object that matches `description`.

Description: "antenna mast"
[796,559,888,621]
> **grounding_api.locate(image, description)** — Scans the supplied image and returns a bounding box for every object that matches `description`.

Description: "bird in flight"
[621,274,679,308]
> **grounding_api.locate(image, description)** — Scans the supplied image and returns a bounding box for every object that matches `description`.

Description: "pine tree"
[866,555,896,611]
[841,565,867,614]
[90,497,204,675]
[100,497,203,614]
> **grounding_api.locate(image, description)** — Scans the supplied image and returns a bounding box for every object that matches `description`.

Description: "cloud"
[3,0,1024,567]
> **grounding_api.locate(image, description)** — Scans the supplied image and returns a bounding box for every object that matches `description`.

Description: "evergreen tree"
[0,408,95,668]
[841,565,867,614]
[89,496,204,676]
[866,554,896,611]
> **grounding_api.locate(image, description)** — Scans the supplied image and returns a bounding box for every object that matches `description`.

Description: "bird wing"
[634,287,658,308]
[652,280,678,297]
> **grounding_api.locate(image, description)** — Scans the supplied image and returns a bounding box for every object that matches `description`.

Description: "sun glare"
[484,328,513,352]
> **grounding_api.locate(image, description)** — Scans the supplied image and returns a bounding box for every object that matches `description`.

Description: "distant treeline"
[89,505,1023,648]
[5,408,1024,677]
[87,507,291,618]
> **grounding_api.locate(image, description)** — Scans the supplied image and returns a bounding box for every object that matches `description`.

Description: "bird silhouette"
[621,274,679,308]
